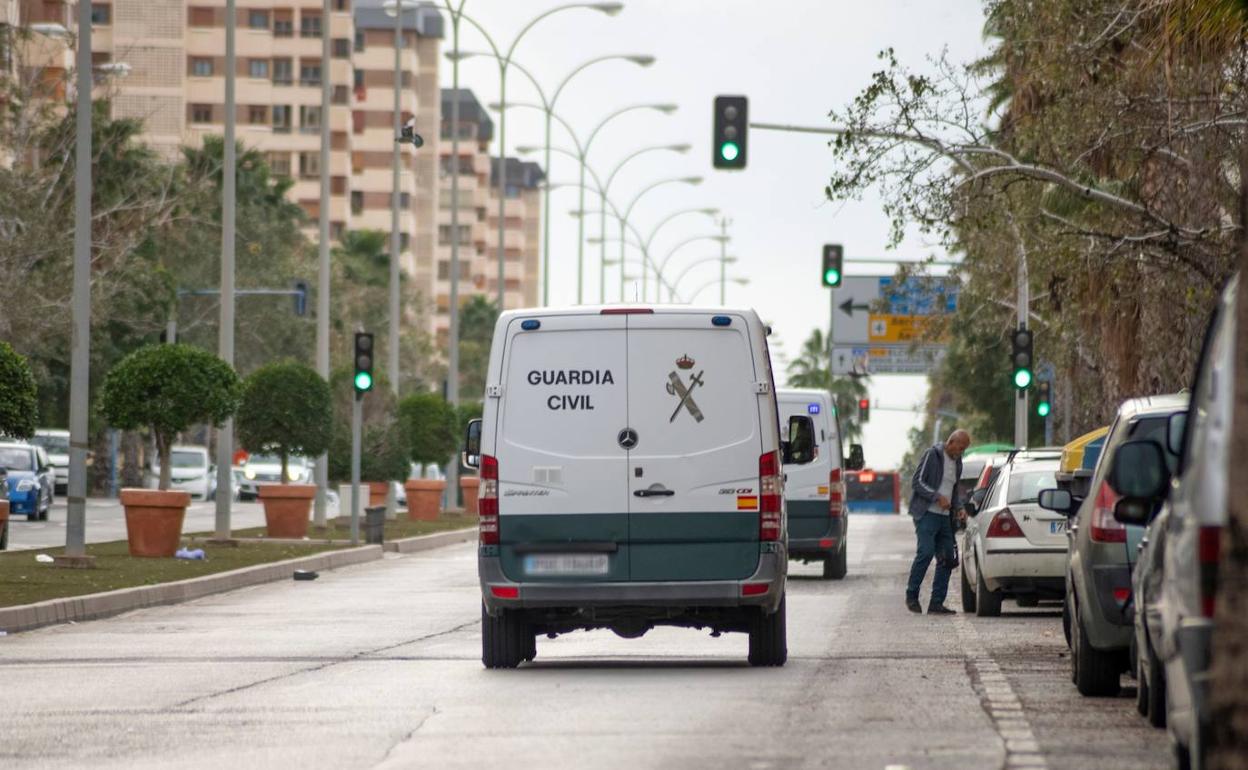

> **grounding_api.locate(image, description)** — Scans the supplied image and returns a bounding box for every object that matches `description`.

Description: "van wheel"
[960,564,976,613]
[523,626,539,662]
[481,604,527,669]
[1062,594,1073,649]
[748,594,787,667]
[975,561,1002,617]
[1141,645,1166,728]
[1072,610,1121,696]
[823,545,847,580]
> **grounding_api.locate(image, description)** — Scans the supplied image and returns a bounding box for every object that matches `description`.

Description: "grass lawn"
[0,539,346,609]
[215,513,474,543]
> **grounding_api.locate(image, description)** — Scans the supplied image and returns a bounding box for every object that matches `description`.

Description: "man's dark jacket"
[908,443,963,520]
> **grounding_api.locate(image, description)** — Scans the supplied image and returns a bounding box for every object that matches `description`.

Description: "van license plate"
[524,554,610,576]
[1049,520,1068,534]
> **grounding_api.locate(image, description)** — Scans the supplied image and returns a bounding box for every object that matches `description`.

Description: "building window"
[333,0,350,11]
[400,233,410,251]
[437,225,472,246]
[248,59,269,79]
[353,30,365,53]
[188,6,215,27]
[350,191,363,214]
[189,104,213,124]
[248,10,269,30]
[190,57,213,77]
[272,58,292,85]
[272,105,292,133]
[353,69,364,89]
[300,12,322,38]
[332,85,350,105]
[332,38,350,59]
[273,17,293,37]
[91,3,112,25]
[248,105,267,124]
[299,62,321,87]
[299,105,322,134]
[267,152,291,176]
[400,192,410,208]
[299,152,321,178]
[330,222,345,241]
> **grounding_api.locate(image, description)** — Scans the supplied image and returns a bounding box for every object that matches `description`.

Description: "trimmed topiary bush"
[101,344,241,490]
[398,391,458,473]
[0,342,37,440]
[236,361,332,484]
[361,421,411,483]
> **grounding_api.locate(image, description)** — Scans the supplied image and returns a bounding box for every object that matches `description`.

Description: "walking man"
[905,429,971,615]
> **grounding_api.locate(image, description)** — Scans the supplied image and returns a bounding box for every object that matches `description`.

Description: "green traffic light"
[1013,369,1033,389]
[1037,402,1051,417]
[823,268,841,286]
[354,371,373,391]
[720,141,740,162]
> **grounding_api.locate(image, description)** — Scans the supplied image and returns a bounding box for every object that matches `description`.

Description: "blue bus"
[845,469,901,514]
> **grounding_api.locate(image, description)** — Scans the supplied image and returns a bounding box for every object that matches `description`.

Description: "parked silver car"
[1111,274,1236,770]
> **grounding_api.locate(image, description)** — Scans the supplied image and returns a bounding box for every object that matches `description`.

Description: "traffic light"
[712,95,748,170]
[821,244,844,288]
[353,332,374,394]
[1011,326,1033,390]
[858,398,870,423]
[1036,380,1052,417]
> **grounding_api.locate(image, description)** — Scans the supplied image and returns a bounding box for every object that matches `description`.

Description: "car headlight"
[16,479,37,492]
[287,468,303,481]
[244,468,256,479]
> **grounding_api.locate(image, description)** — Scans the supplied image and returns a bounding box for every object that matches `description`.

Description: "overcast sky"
[444,0,991,469]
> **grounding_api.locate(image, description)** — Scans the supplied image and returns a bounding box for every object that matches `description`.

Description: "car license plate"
[524,553,610,576]
[1049,519,1068,534]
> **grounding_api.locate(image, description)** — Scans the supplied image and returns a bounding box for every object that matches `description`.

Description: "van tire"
[824,545,847,580]
[1139,644,1166,727]
[481,604,527,669]
[748,594,787,667]
[1072,609,1121,696]
[975,561,1002,617]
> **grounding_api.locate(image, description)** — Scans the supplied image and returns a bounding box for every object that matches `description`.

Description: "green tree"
[398,392,459,472]
[236,361,332,483]
[785,328,870,443]
[360,422,411,483]
[0,342,38,440]
[458,296,499,400]
[100,345,241,489]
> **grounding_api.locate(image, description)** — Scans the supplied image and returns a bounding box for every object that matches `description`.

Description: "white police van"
[777,389,863,580]
[464,306,818,668]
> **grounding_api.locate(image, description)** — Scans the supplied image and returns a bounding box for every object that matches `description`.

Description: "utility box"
[365,505,386,545]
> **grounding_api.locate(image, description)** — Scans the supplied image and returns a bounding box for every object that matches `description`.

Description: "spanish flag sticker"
[817,486,830,495]
[737,495,760,511]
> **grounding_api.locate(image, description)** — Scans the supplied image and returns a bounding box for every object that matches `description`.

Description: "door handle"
[634,488,675,498]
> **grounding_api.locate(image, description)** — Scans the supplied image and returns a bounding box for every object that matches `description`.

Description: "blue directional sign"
[877,277,959,315]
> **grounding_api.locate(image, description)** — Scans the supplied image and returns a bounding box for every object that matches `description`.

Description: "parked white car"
[961,454,1068,616]
[31,428,70,494]
[146,445,216,500]
[238,454,312,500]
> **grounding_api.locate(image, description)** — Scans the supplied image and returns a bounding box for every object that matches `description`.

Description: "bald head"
[945,430,971,459]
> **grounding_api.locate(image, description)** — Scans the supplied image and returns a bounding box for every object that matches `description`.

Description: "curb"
[384,527,476,554]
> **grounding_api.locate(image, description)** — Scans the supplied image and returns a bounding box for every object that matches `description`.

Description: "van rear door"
[780,396,835,542]
[494,314,630,582]
[624,313,763,581]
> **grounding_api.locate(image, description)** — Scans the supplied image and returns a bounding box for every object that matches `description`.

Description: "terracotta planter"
[119,488,190,557]
[0,499,9,547]
[259,483,315,538]
[404,479,445,521]
[365,481,389,507]
[460,476,480,516]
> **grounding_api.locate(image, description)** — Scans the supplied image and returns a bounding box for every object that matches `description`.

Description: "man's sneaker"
[928,604,957,615]
[906,598,922,614]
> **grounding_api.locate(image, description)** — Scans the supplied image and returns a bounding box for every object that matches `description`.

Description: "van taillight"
[600,307,654,315]
[829,467,844,518]
[986,508,1024,538]
[479,454,499,545]
[1090,480,1126,543]
[1199,526,1221,619]
[759,451,782,541]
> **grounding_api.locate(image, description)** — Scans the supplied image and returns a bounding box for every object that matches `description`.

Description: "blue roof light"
[711,315,732,327]
[520,319,541,331]
[808,403,821,415]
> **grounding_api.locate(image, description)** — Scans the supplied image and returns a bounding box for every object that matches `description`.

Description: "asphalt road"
[5,498,271,551]
[0,515,1168,769]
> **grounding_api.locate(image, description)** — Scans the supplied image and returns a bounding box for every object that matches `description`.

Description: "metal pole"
[389,5,402,396]
[575,161,586,304]
[496,65,507,309]
[542,110,553,305]
[65,0,92,561]
[350,393,362,545]
[599,198,607,303]
[619,220,627,301]
[719,220,727,305]
[447,8,462,511]
[314,0,331,528]
[215,0,237,541]
[1015,249,1029,448]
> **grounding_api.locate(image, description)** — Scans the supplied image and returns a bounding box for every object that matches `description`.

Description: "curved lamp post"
[619,181,707,300]
[656,232,731,301]
[449,3,624,309]
[687,277,749,304]
[670,255,738,296]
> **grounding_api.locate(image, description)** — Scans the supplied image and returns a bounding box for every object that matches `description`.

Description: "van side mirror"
[782,415,816,465]
[846,444,865,471]
[462,418,482,470]
[1167,411,1187,458]
[1038,488,1073,514]
[1109,440,1169,501]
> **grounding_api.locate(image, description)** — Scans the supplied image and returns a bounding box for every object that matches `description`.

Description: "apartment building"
[435,87,543,345]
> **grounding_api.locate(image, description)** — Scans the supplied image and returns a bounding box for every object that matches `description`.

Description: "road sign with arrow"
[829,275,959,375]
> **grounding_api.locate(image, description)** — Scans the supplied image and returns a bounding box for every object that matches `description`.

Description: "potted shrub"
[236,361,332,539]
[361,421,411,510]
[101,344,241,556]
[0,342,38,547]
[398,392,457,521]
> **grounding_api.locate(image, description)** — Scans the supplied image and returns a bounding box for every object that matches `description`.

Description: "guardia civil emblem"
[666,354,705,423]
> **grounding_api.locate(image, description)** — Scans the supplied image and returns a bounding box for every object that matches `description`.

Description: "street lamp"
[687,277,749,304]
[670,255,738,295]
[447,3,625,309]
[619,180,706,300]
[452,51,655,305]
[656,232,731,301]
[215,0,239,541]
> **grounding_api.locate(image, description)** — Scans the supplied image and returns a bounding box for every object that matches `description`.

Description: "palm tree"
[785,328,870,443]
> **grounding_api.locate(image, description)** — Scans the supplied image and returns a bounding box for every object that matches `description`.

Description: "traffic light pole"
[1015,244,1030,449]
[350,391,362,546]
